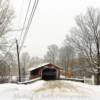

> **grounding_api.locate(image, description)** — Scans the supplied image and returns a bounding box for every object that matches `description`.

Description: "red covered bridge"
[28,63,63,80]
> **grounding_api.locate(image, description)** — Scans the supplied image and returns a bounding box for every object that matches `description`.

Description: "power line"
[18,0,32,44]
[19,0,39,50]
[19,0,39,51]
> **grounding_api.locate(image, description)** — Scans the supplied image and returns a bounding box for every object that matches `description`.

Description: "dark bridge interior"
[42,68,57,80]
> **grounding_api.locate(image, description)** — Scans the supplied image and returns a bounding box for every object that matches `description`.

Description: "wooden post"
[16,40,21,82]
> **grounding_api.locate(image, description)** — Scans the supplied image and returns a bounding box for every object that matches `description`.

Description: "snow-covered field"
[0,80,100,100]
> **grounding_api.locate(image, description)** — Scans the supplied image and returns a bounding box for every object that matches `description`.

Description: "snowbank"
[0,80,100,100]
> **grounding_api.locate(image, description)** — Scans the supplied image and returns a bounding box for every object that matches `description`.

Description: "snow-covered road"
[0,80,100,100]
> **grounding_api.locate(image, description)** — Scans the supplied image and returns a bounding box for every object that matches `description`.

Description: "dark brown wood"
[29,63,62,80]
[16,40,21,82]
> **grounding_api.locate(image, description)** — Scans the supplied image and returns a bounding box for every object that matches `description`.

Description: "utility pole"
[16,40,21,82]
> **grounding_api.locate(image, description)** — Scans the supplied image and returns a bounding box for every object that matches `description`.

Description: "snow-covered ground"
[0,80,100,100]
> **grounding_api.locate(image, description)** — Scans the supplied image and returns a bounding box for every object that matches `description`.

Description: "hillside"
[0,80,100,100]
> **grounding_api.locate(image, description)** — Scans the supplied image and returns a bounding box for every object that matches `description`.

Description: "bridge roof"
[28,63,63,71]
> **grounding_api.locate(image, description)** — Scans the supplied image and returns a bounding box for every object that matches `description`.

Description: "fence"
[84,75,95,85]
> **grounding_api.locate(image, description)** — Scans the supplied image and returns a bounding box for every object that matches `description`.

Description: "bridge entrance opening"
[42,68,57,80]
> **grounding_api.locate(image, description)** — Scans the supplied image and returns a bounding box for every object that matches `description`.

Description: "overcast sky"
[9,0,100,58]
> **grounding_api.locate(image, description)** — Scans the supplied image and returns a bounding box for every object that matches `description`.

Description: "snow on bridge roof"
[28,63,63,71]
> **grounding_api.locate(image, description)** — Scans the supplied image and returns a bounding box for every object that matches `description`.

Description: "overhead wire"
[0,0,39,62]
[18,0,32,44]
[0,0,32,65]
[19,0,39,51]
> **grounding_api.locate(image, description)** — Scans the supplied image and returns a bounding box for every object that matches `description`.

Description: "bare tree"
[0,0,15,83]
[59,45,75,74]
[0,0,14,53]
[0,0,14,35]
[29,57,43,67]
[67,7,100,84]
[20,52,30,81]
[44,44,58,64]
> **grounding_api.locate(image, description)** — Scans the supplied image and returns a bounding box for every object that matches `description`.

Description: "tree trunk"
[96,40,100,85]
[96,69,100,85]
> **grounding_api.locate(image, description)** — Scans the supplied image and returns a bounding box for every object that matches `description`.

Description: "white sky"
[9,0,100,58]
